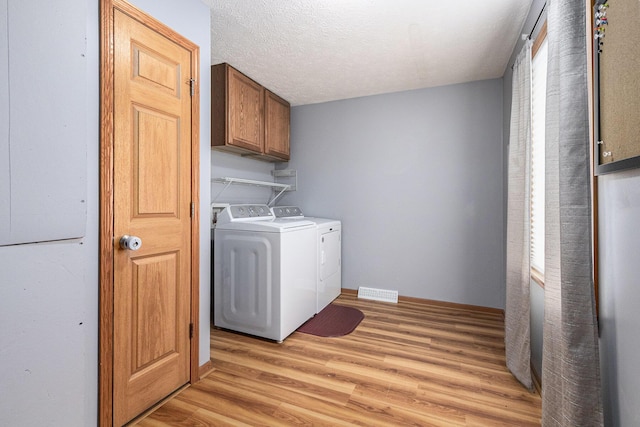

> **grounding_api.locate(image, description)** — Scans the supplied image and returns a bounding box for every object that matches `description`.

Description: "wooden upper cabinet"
[212,63,263,154]
[211,63,290,161]
[264,90,290,161]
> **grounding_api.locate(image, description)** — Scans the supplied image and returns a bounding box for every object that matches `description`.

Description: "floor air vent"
[357,287,399,303]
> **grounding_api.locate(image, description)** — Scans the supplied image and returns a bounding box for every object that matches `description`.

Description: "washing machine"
[213,204,317,342]
[272,206,342,313]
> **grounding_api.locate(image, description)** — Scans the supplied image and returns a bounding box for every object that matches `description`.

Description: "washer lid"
[215,218,315,232]
[304,217,341,228]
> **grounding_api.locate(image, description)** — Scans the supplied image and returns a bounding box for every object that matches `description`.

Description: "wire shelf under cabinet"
[211,177,290,206]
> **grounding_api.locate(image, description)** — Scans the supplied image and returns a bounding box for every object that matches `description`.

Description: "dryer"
[272,206,342,313]
[214,204,317,342]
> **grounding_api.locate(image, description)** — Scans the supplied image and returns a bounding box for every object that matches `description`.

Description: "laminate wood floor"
[136,293,541,426]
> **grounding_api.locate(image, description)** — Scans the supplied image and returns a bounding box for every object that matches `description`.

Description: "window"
[530,27,547,285]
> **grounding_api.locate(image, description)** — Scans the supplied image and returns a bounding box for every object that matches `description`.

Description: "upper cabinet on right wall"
[211,63,290,162]
[264,90,290,161]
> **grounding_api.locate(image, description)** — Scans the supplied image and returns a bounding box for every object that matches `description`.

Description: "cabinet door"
[264,90,290,161]
[228,66,263,153]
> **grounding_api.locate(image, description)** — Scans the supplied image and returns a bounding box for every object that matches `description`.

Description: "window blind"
[530,38,548,275]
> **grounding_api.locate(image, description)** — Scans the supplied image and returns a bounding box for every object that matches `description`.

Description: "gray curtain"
[542,0,603,425]
[505,39,533,391]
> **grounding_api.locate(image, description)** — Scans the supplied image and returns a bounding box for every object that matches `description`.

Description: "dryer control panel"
[272,206,303,218]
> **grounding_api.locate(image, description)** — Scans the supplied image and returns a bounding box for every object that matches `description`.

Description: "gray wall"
[0,0,211,425]
[598,169,640,426]
[0,1,99,425]
[530,279,544,378]
[279,79,505,308]
[0,0,88,245]
[211,151,276,206]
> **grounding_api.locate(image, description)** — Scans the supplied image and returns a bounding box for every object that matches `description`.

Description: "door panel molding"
[99,0,200,425]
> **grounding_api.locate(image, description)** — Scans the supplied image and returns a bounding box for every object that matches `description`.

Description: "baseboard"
[340,288,504,316]
[198,359,213,380]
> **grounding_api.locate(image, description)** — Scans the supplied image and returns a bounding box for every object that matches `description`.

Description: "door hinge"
[190,202,195,218]
[189,323,194,339]
[189,78,195,97]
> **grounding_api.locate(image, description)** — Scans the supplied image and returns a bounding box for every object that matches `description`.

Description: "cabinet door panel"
[228,67,263,153]
[264,90,290,161]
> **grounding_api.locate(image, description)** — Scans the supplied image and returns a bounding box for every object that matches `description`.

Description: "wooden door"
[228,65,264,153]
[264,90,290,161]
[112,8,193,426]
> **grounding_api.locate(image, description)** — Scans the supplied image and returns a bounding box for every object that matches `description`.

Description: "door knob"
[119,235,142,251]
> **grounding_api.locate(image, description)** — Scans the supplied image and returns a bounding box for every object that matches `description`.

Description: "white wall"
[0,0,211,425]
[598,169,640,426]
[278,79,505,308]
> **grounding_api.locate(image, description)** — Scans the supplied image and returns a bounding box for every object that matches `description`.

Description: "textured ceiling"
[203,0,533,106]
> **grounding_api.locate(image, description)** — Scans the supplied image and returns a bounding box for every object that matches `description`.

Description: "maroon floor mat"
[297,304,364,337]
